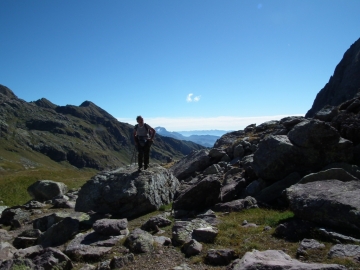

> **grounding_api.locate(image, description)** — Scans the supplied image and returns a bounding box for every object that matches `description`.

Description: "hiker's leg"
[144,141,152,169]
[138,146,144,169]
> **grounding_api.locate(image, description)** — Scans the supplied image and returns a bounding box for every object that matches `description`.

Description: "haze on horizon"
[1,1,359,131]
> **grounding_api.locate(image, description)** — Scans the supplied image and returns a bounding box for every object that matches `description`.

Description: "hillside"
[0,84,204,172]
[306,38,360,117]
[155,126,220,147]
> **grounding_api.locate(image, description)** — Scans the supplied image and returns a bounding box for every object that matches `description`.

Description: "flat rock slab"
[75,165,179,218]
[328,244,360,259]
[227,250,346,270]
[287,180,360,233]
[65,231,124,261]
[213,197,258,212]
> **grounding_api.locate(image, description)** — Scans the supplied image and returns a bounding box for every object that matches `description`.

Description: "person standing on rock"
[133,115,156,171]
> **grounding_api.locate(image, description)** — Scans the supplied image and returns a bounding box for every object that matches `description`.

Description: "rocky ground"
[3,94,360,269]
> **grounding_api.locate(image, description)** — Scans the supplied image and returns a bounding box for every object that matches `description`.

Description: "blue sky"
[1,1,359,130]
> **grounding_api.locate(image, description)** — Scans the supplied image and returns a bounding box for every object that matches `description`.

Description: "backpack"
[134,123,150,133]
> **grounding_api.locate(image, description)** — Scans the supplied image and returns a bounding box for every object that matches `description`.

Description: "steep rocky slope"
[0,84,204,170]
[306,38,360,117]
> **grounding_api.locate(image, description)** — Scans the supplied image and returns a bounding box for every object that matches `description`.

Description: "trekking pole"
[130,146,137,167]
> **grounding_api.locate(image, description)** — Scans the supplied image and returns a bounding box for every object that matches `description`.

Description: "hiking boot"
[138,167,142,172]
[144,164,148,170]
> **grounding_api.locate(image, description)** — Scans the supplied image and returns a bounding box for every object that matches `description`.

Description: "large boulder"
[206,249,235,266]
[170,149,211,180]
[75,165,179,218]
[0,207,31,229]
[227,250,346,270]
[173,175,221,212]
[287,180,360,233]
[253,134,353,182]
[27,180,68,201]
[288,120,340,148]
[328,244,360,259]
[92,219,128,236]
[33,212,90,232]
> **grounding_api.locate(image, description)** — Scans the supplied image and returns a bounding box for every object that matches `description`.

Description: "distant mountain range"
[155,127,221,147]
[177,129,230,137]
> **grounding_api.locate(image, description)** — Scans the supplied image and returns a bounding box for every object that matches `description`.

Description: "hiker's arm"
[149,128,156,140]
[133,130,138,145]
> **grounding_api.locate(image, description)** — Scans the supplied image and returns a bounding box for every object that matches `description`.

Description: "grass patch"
[159,203,173,212]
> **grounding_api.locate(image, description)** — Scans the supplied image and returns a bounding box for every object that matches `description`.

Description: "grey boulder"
[0,207,31,229]
[170,149,211,180]
[0,242,17,262]
[328,244,360,259]
[172,219,214,246]
[205,249,235,266]
[297,239,325,257]
[173,175,221,212]
[298,168,358,184]
[109,253,135,269]
[125,228,154,254]
[182,239,202,257]
[92,219,128,236]
[287,180,360,233]
[192,227,218,243]
[141,215,172,232]
[227,250,346,270]
[27,180,68,201]
[75,165,179,218]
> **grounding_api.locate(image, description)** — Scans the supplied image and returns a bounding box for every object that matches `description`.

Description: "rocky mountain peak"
[306,37,360,117]
[32,98,57,110]
[0,84,17,99]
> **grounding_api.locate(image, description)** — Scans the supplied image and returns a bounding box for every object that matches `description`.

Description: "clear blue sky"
[1,1,359,130]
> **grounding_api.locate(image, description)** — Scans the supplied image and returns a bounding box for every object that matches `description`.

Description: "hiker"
[133,115,156,170]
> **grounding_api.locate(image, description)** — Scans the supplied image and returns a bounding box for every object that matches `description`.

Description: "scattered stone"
[97,259,111,270]
[205,249,235,266]
[76,165,179,218]
[21,247,73,270]
[13,236,38,249]
[172,263,192,270]
[65,231,123,261]
[298,168,358,184]
[196,210,219,226]
[172,219,213,246]
[153,236,172,246]
[213,197,258,212]
[23,201,46,210]
[14,245,43,259]
[227,249,346,270]
[170,149,211,180]
[27,180,68,201]
[0,258,34,270]
[93,219,128,236]
[33,211,90,232]
[173,175,221,212]
[316,228,360,244]
[274,220,315,241]
[297,239,325,257]
[287,180,360,233]
[79,264,96,270]
[242,223,258,228]
[192,227,218,243]
[0,229,12,242]
[0,207,31,229]
[204,164,221,175]
[52,198,75,209]
[0,242,17,262]
[263,226,272,231]
[38,217,79,247]
[328,244,360,260]
[109,253,135,269]
[141,215,171,232]
[125,228,154,254]
[182,239,202,257]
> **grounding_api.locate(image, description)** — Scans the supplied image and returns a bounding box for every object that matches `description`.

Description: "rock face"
[75,165,179,218]
[170,149,211,180]
[27,180,68,201]
[287,180,360,233]
[227,250,346,270]
[173,176,221,212]
[306,38,360,117]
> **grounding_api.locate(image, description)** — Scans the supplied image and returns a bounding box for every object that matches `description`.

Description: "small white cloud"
[186,93,201,102]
